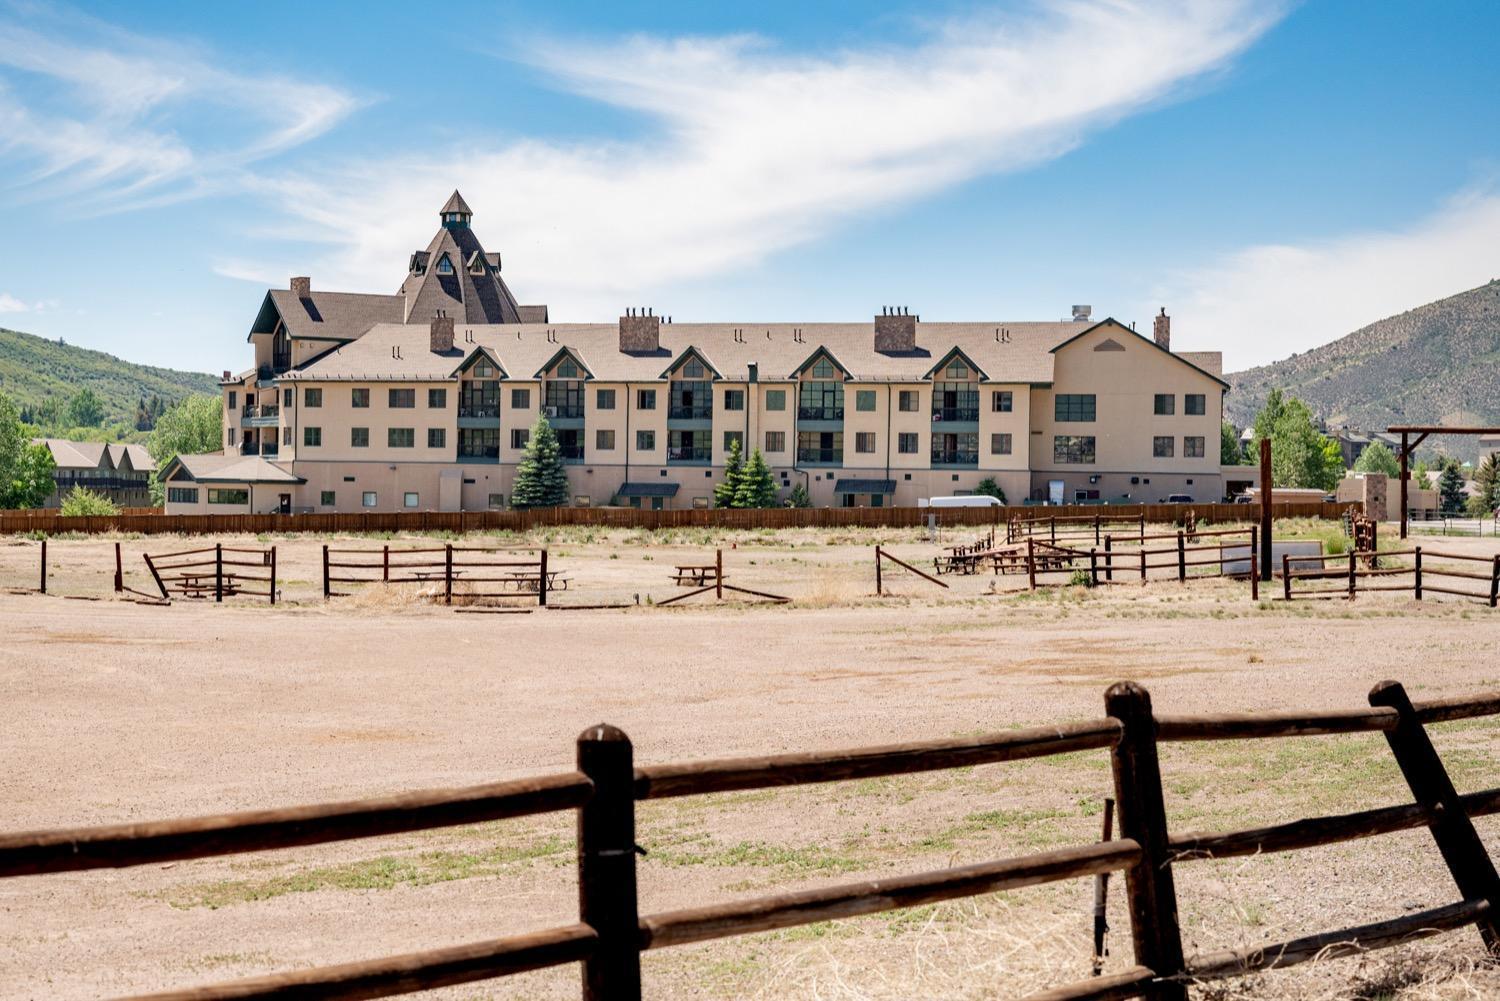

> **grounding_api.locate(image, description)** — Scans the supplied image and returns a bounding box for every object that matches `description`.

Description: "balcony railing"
[931,451,979,466]
[798,407,844,421]
[931,408,979,423]
[545,405,585,420]
[272,353,291,372]
[668,405,713,420]
[458,446,500,460]
[797,448,843,464]
[458,404,500,419]
[560,445,585,461]
[242,404,280,420]
[667,446,712,463]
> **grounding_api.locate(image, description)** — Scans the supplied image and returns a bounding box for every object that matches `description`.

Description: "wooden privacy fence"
[1283,548,1500,607]
[3,680,1498,1000]
[142,544,276,604]
[322,545,556,606]
[0,501,1360,537]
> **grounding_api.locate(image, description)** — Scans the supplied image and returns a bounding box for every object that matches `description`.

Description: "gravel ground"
[2,527,1498,1000]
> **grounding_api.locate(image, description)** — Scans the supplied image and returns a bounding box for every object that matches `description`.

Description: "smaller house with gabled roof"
[33,439,156,509]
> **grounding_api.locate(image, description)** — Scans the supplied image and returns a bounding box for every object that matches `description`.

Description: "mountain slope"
[1227,280,1500,448]
[0,327,219,423]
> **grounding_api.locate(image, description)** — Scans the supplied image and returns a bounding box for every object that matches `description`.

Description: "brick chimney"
[619,307,660,352]
[222,370,231,382]
[1153,308,1170,351]
[430,310,455,352]
[874,306,917,352]
[290,276,311,299]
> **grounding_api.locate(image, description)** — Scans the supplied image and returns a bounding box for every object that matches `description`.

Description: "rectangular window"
[1053,435,1097,464]
[511,387,531,410]
[428,388,447,409]
[352,388,369,408]
[855,389,876,412]
[404,492,419,508]
[898,432,919,454]
[304,388,322,408]
[428,428,446,449]
[724,389,745,411]
[796,430,843,463]
[992,391,1013,413]
[207,488,249,505]
[990,433,1013,455]
[487,493,504,509]
[459,427,499,459]
[1185,394,1206,416]
[388,427,415,448]
[596,429,615,450]
[855,431,876,453]
[1054,394,1096,422]
[228,429,234,446]
[765,389,786,411]
[798,380,844,420]
[723,430,743,451]
[931,432,978,465]
[765,430,785,452]
[320,490,335,506]
[596,388,616,410]
[1154,394,1175,416]
[510,428,530,449]
[303,426,321,447]
[636,389,656,410]
[1153,435,1174,458]
[167,487,198,504]
[282,426,292,446]
[362,491,377,508]
[283,388,293,408]
[898,390,919,412]
[351,427,369,448]
[1184,435,1206,458]
[227,391,237,410]
[636,429,655,451]
[389,388,415,408]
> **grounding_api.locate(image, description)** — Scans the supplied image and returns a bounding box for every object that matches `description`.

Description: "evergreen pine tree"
[1438,460,1466,514]
[974,476,1006,504]
[734,447,779,508]
[714,436,744,507]
[509,411,570,509]
[787,482,811,508]
[1475,453,1500,514]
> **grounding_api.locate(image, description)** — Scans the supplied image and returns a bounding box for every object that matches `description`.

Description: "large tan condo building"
[164,192,1229,514]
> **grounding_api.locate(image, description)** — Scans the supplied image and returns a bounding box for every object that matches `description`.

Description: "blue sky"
[0,0,1497,374]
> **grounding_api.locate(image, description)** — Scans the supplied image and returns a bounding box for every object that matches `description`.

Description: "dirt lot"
[2,525,1499,1000]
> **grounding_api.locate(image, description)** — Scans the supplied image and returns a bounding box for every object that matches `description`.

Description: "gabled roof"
[1050,318,1229,389]
[441,190,473,215]
[159,453,304,484]
[34,439,155,473]
[399,205,524,325]
[249,289,404,344]
[660,345,722,380]
[923,346,989,382]
[533,345,594,380]
[789,345,851,381]
[450,345,508,379]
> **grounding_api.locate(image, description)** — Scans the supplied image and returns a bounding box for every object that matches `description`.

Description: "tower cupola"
[439,190,473,230]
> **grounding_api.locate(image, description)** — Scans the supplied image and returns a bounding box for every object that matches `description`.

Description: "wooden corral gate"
[1283,547,1500,606]
[322,544,558,606]
[3,680,1499,999]
[142,544,276,604]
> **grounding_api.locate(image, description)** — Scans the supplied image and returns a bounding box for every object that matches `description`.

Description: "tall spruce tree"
[509,411,570,508]
[714,436,744,507]
[1438,459,1467,514]
[734,447,779,508]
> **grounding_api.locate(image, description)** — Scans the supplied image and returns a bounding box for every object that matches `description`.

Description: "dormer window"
[436,254,454,275]
[946,361,969,379]
[683,359,705,379]
[811,358,836,379]
[473,361,494,378]
[557,358,580,379]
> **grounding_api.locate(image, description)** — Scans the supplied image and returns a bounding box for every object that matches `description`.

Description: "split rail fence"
[142,544,277,604]
[322,545,556,606]
[2,679,1498,1000]
[1283,548,1500,606]
[0,501,1359,537]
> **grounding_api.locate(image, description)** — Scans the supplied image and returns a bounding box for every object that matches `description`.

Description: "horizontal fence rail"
[0,501,1360,537]
[4,681,1497,1001]
[1281,547,1500,606]
[322,544,554,605]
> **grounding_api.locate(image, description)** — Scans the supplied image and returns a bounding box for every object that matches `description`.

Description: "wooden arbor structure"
[1390,426,1500,538]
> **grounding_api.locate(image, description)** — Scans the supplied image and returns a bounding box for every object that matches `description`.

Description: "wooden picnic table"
[673,564,722,586]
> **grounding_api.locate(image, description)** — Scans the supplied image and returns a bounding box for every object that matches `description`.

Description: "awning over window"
[834,479,897,494]
[617,482,681,497]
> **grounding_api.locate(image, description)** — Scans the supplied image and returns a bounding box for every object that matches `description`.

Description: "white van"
[918,495,1004,509]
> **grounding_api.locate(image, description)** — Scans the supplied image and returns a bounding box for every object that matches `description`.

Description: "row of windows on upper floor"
[1054,393,1208,422]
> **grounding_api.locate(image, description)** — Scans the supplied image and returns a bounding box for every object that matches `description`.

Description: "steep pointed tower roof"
[399,193,523,324]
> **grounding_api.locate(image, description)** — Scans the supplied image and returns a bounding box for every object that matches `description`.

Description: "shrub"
[59,486,119,516]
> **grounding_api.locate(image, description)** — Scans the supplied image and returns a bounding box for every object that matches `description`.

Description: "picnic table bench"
[174,573,242,596]
[673,564,722,586]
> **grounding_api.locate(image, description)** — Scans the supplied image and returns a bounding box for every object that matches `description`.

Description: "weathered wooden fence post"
[1090,547,1099,587]
[269,546,277,605]
[382,544,390,584]
[1104,534,1113,583]
[114,542,123,593]
[1026,536,1037,590]
[539,548,550,608]
[1282,553,1291,601]
[214,543,223,603]
[577,723,642,1001]
[1249,525,1259,601]
[1369,681,1500,953]
[875,545,883,596]
[445,544,453,605]
[1415,546,1423,601]
[1347,550,1356,600]
[322,545,330,599]
[1490,554,1499,609]
[1139,543,1147,583]
[1105,682,1187,999]
[715,548,723,600]
[1176,531,1186,582]
[39,537,46,594]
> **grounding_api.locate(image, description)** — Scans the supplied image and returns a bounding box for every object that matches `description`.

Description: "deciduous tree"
[1352,441,1400,477]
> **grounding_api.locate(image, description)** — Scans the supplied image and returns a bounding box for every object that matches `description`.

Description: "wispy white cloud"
[0,291,55,312]
[244,0,1284,315]
[0,7,362,210]
[1149,187,1500,371]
